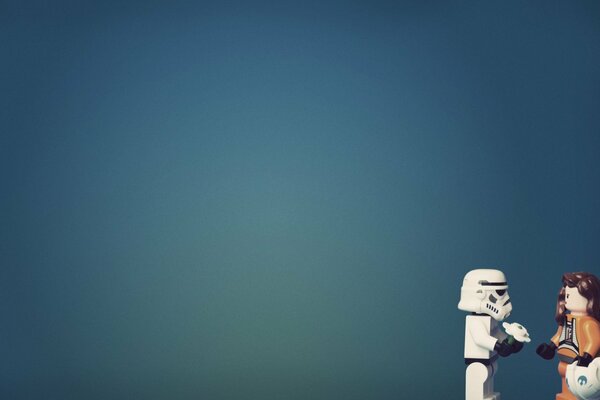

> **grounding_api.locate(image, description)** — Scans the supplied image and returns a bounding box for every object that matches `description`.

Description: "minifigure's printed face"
[565,285,588,315]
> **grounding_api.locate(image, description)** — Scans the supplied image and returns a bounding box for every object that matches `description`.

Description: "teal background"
[2,1,600,399]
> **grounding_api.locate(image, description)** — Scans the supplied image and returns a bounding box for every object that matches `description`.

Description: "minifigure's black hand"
[495,340,513,357]
[511,340,524,354]
[536,342,557,360]
[577,353,594,367]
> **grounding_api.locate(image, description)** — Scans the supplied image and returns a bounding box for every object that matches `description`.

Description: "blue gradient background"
[3,1,600,399]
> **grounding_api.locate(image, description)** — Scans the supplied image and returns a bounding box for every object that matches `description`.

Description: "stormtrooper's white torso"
[464,315,505,360]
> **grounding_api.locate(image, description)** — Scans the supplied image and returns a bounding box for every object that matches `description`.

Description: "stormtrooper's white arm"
[495,328,508,342]
[468,317,498,352]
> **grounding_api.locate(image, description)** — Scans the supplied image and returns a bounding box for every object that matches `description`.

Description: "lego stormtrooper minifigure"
[458,269,529,400]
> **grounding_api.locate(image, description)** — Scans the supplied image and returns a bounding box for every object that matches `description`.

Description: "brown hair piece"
[555,272,600,324]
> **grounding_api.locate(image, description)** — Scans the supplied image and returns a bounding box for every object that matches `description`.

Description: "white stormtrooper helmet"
[566,358,600,400]
[458,269,513,321]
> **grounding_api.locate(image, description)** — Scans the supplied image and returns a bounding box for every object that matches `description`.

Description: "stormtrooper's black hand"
[495,339,513,357]
[536,342,557,360]
[511,340,524,354]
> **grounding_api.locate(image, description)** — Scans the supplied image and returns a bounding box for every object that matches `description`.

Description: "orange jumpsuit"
[550,314,600,400]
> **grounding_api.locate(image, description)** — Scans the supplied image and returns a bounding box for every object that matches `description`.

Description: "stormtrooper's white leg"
[484,365,492,396]
[466,362,487,400]
[466,362,497,400]
[487,361,500,400]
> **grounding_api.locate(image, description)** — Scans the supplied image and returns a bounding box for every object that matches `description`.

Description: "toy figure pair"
[459,270,600,400]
